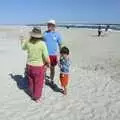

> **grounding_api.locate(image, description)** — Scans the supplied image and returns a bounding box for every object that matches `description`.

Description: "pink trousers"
[27,64,45,100]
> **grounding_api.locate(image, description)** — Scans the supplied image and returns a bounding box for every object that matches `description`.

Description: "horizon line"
[0,22,120,26]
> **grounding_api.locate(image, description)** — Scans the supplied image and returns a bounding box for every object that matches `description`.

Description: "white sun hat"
[48,19,56,25]
[30,27,43,38]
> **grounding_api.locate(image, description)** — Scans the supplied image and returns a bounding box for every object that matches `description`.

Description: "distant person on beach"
[21,27,50,103]
[44,19,62,84]
[105,25,110,32]
[98,25,102,37]
[59,46,70,95]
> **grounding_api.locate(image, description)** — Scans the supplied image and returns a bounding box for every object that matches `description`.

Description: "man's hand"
[59,44,62,52]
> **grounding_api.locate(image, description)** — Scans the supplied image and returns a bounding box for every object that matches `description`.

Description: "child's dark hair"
[60,46,70,55]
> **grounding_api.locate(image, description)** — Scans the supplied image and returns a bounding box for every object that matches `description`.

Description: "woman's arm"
[20,36,28,50]
[42,42,50,67]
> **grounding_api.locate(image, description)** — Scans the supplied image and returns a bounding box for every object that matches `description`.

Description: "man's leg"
[50,66,55,83]
[49,55,58,83]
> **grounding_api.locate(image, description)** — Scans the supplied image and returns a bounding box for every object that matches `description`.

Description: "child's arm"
[68,58,71,67]
[58,56,64,69]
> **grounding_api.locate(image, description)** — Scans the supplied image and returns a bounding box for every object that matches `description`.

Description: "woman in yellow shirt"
[21,27,50,103]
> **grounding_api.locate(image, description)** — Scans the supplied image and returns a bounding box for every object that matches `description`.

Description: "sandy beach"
[0,26,120,120]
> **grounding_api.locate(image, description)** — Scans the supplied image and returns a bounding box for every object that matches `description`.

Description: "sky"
[0,0,119,24]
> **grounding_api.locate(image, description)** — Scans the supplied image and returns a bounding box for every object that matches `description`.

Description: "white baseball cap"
[48,19,56,25]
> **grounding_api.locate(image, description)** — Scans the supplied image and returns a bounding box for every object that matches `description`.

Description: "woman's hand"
[44,63,50,71]
[20,36,24,42]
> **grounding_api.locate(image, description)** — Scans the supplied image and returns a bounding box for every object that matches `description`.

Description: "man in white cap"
[44,19,62,84]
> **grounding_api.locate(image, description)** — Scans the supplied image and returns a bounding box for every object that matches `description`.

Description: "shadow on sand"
[9,73,64,96]
[91,34,107,38]
[9,73,31,97]
[45,75,64,94]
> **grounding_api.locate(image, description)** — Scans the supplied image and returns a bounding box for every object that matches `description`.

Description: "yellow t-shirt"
[21,40,49,66]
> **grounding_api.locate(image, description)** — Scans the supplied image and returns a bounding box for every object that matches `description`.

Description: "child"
[59,46,70,95]
[21,27,50,103]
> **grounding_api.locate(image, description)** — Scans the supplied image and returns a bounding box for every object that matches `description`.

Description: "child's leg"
[60,74,69,95]
[63,86,67,95]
